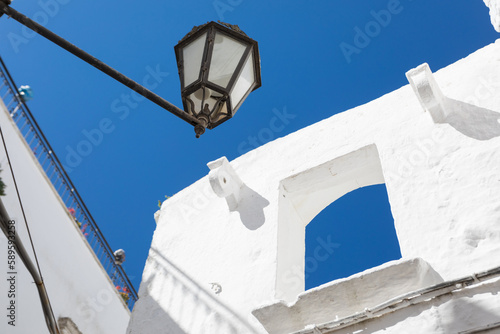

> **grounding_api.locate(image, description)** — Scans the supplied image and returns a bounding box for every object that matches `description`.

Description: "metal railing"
[0,56,138,310]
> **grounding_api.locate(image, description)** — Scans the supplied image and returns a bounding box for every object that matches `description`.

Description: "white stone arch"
[275,144,393,302]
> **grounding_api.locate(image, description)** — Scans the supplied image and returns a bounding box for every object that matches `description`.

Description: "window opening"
[305,184,401,290]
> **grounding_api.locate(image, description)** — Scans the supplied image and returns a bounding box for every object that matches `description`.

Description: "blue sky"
[0,0,498,294]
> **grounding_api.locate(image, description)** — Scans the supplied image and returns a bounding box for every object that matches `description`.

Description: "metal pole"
[0,199,60,334]
[0,1,201,128]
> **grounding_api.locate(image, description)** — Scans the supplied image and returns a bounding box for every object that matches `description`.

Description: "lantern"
[175,21,262,137]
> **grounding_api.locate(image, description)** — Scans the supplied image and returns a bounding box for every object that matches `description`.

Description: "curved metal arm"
[0,1,204,131]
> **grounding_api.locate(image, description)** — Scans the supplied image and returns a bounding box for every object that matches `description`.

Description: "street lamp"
[0,1,262,137]
[175,21,261,137]
[0,2,262,334]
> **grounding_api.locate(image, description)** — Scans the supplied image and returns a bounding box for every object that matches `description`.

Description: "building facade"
[128,2,500,333]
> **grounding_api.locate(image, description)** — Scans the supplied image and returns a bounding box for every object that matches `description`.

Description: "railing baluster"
[1,90,10,101]
[4,95,15,109]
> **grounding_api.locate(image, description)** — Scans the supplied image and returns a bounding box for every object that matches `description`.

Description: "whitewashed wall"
[128,36,500,334]
[0,100,130,333]
[484,0,500,31]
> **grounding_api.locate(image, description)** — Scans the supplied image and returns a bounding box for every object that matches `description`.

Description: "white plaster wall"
[484,0,500,32]
[129,39,500,333]
[0,100,130,333]
[329,278,500,334]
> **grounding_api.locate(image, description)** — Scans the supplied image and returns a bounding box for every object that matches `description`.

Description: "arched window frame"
[275,144,396,302]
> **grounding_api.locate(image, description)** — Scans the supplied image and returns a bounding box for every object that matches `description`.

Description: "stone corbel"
[207,157,243,211]
[406,63,447,123]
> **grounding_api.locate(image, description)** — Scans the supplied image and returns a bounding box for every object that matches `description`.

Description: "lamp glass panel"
[230,52,255,111]
[208,32,247,88]
[182,32,207,88]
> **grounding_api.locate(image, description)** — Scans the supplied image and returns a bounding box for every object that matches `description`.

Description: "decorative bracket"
[406,63,447,123]
[207,156,244,211]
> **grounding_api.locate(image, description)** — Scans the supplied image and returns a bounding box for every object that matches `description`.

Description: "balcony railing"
[0,56,138,310]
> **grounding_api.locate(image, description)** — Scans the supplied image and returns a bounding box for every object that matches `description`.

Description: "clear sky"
[0,0,498,294]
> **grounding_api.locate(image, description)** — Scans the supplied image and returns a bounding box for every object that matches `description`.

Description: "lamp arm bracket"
[0,2,200,127]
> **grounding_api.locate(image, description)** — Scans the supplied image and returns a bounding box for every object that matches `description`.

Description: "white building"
[0,58,133,333]
[128,2,500,333]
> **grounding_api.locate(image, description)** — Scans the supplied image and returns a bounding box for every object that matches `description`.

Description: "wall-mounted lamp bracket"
[406,63,448,124]
[207,157,244,211]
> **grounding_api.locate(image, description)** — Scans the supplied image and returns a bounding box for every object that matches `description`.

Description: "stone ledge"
[252,258,443,334]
